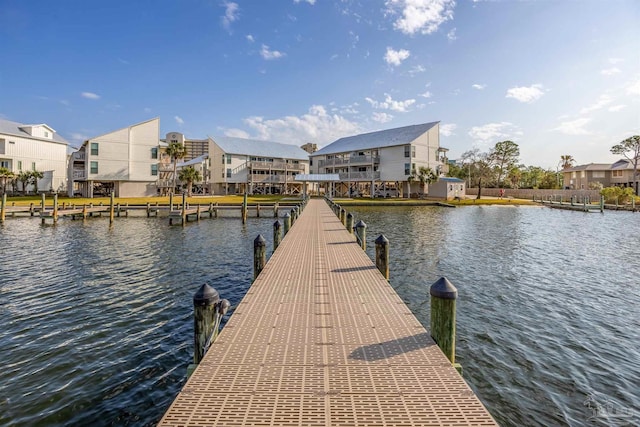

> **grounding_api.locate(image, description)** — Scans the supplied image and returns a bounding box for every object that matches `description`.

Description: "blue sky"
[1,0,638,168]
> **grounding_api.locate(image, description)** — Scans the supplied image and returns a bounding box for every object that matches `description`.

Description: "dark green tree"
[611,135,640,195]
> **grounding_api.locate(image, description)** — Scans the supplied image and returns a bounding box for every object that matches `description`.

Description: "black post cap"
[193,283,220,306]
[254,234,266,247]
[430,277,458,300]
[375,234,389,245]
[274,220,281,228]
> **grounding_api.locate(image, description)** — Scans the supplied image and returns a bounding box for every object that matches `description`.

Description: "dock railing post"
[53,194,58,224]
[254,234,266,280]
[600,195,604,213]
[256,203,260,218]
[346,212,354,233]
[41,193,45,214]
[242,193,248,224]
[191,284,223,367]
[340,207,346,225]
[274,202,278,218]
[182,193,187,225]
[355,220,366,250]
[375,234,389,280]
[109,192,115,224]
[0,193,6,223]
[273,220,282,251]
[283,212,291,235]
[430,277,461,374]
[169,193,174,211]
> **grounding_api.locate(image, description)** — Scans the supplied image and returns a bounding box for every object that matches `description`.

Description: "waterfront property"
[158,132,211,195]
[562,159,638,192]
[208,136,310,195]
[160,198,497,426]
[429,176,466,200]
[69,118,161,197]
[309,122,448,198]
[0,118,69,193]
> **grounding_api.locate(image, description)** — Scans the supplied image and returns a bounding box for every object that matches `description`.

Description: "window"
[404,146,410,157]
[17,161,22,171]
[580,171,585,178]
[151,147,158,159]
[44,131,49,138]
[0,160,8,168]
[91,142,99,156]
[226,155,231,164]
[226,168,231,178]
[592,171,605,178]
[310,159,313,166]
[0,139,4,154]
[32,162,36,171]
[412,146,416,157]
[90,161,98,174]
[612,170,623,178]
[404,163,411,175]
[151,164,158,176]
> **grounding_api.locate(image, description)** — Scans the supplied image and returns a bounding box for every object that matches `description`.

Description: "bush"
[600,186,635,204]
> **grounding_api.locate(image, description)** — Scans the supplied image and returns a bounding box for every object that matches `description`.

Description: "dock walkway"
[159,198,496,426]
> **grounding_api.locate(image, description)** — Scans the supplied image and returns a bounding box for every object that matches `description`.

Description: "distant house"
[562,160,637,192]
[69,118,160,197]
[158,132,210,195]
[0,118,69,193]
[309,122,448,198]
[208,136,310,195]
[429,177,466,200]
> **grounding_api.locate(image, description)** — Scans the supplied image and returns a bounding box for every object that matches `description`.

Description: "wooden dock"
[159,198,497,426]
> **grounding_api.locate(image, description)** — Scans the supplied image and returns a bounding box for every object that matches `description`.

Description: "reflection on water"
[1,206,638,426]
[352,205,640,427]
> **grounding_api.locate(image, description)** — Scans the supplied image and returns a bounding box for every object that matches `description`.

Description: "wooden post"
[192,284,220,365]
[83,204,87,219]
[169,192,174,211]
[290,208,296,224]
[29,202,34,216]
[256,203,260,218]
[283,212,291,235]
[146,202,151,217]
[110,192,115,224]
[208,202,213,218]
[242,193,248,224]
[346,212,354,233]
[53,194,59,224]
[182,193,187,225]
[600,195,604,213]
[375,234,389,280]
[0,193,6,223]
[41,193,46,214]
[273,220,282,251]
[196,204,201,221]
[355,220,366,250]
[274,202,278,218]
[340,207,346,225]
[254,234,266,280]
[430,277,458,369]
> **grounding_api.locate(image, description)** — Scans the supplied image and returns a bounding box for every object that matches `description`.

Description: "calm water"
[0,205,638,426]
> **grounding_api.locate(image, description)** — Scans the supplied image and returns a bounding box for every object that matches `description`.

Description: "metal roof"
[564,160,633,171]
[313,122,439,156]
[178,154,209,167]
[294,173,340,182]
[0,118,69,145]
[439,177,465,182]
[211,136,309,161]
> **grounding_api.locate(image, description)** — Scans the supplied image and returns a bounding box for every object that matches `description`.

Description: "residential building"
[309,122,448,197]
[209,136,310,195]
[158,132,210,195]
[69,118,160,197]
[562,159,638,192]
[0,118,69,193]
[429,177,466,200]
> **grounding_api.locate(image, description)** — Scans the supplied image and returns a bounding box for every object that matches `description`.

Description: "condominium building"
[158,132,210,195]
[209,136,310,195]
[309,122,448,197]
[69,118,160,197]
[562,160,638,192]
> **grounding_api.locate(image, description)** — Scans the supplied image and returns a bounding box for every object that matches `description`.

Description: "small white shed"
[429,177,466,200]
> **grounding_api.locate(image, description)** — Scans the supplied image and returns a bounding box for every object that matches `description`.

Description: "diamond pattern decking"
[159,199,497,426]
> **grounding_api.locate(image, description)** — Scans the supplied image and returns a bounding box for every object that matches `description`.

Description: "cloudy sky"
[1,0,638,168]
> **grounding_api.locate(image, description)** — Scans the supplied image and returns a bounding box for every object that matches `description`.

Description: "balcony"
[72,152,86,161]
[338,171,381,181]
[250,161,305,171]
[318,156,379,167]
[250,175,288,183]
[73,169,86,179]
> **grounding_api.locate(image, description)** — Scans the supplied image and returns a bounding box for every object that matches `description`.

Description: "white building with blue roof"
[309,122,448,197]
[209,136,310,195]
[0,118,69,194]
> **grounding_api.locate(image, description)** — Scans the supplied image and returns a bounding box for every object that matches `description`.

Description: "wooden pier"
[159,198,497,426]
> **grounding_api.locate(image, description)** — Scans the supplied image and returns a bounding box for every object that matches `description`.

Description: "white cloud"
[608,105,626,112]
[579,94,612,114]
[246,34,255,43]
[229,105,361,145]
[601,67,621,76]
[608,57,624,64]
[60,99,70,106]
[365,93,416,112]
[468,122,518,144]
[69,132,89,143]
[174,116,184,125]
[472,84,486,90]
[81,92,100,100]
[505,84,545,103]
[440,123,456,136]
[627,79,640,96]
[294,0,316,4]
[372,112,394,123]
[385,0,455,35]
[223,128,250,138]
[222,1,239,30]
[260,44,286,60]
[553,118,591,135]
[384,47,410,66]
[447,28,456,41]
[420,90,433,98]
[408,65,426,76]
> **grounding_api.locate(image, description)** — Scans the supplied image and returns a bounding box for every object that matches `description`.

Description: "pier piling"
[254,234,266,280]
[430,277,460,373]
[375,234,389,280]
[0,193,6,223]
[355,220,366,250]
[273,220,282,251]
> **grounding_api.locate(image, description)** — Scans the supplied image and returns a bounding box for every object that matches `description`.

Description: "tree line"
[0,169,45,195]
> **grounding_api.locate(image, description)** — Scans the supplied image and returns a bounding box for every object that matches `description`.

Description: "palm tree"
[417,166,436,195]
[178,166,202,196]
[29,170,44,194]
[18,171,32,195]
[560,155,575,169]
[166,141,187,195]
[0,167,14,195]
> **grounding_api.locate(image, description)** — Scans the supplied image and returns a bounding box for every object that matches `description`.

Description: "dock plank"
[159,199,497,426]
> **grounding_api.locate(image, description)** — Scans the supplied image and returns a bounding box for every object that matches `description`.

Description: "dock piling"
[110,192,115,224]
[0,193,6,223]
[192,284,220,366]
[254,234,266,280]
[53,194,58,224]
[273,220,282,251]
[430,277,459,373]
[274,202,278,218]
[346,212,354,233]
[355,220,366,250]
[283,212,291,235]
[375,234,389,280]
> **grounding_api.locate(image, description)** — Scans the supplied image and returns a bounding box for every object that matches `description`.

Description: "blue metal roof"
[211,136,309,161]
[439,177,465,182]
[0,118,69,145]
[313,122,439,156]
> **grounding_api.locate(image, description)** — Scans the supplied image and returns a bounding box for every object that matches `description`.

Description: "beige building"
[0,118,69,193]
[209,136,310,195]
[309,122,448,197]
[69,118,160,197]
[158,132,210,195]
[562,159,638,192]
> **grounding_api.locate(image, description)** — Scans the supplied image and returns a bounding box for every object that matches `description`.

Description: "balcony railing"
[73,170,86,179]
[318,156,379,167]
[250,161,305,171]
[157,179,174,188]
[250,175,288,183]
[338,171,381,181]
